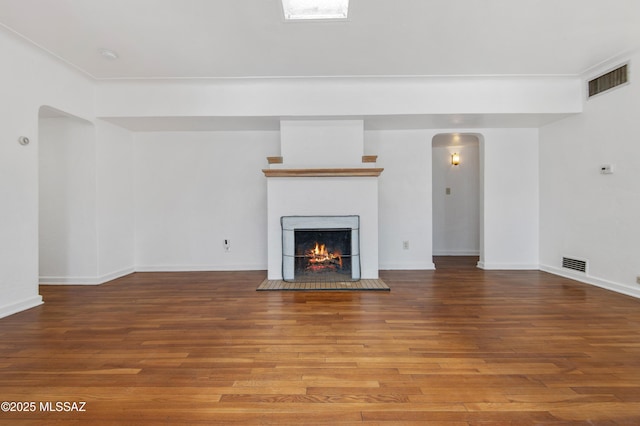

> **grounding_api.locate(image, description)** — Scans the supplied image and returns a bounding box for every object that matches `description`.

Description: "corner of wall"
[0,295,43,320]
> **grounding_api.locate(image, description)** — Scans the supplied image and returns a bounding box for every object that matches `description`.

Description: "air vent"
[562,257,587,273]
[588,64,628,97]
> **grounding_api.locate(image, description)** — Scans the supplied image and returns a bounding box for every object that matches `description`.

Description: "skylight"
[281,0,349,20]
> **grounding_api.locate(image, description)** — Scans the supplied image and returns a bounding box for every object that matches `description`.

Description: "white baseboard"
[40,264,267,284]
[99,267,135,283]
[39,275,102,285]
[40,267,135,285]
[135,264,266,272]
[477,262,539,270]
[540,264,640,299]
[0,295,43,319]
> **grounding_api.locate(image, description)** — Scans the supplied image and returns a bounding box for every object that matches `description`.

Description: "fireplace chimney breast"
[280,119,364,168]
[264,118,381,281]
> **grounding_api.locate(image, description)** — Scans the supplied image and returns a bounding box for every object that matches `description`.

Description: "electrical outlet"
[403,241,409,250]
[446,187,451,195]
[224,239,231,252]
[636,276,640,285]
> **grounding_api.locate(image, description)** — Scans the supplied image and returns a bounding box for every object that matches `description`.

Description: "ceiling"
[432,133,479,148]
[5,1,639,131]
[1,0,638,80]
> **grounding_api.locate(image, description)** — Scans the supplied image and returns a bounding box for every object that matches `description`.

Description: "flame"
[305,242,343,271]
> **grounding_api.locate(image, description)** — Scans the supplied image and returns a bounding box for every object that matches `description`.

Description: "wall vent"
[562,256,587,273]
[588,64,628,97]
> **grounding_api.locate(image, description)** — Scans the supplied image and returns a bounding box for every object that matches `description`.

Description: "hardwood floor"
[433,256,479,270]
[2,265,640,424]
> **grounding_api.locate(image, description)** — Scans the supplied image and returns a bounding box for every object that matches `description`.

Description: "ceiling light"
[281,0,349,20]
[98,48,119,60]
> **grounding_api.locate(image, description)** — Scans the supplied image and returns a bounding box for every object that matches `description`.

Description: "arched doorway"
[431,133,481,268]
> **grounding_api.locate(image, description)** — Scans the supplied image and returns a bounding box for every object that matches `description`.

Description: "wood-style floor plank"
[1,259,640,424]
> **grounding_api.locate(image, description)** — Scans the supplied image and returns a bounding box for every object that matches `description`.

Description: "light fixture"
[451,153,460,166]
[281,0,349,20]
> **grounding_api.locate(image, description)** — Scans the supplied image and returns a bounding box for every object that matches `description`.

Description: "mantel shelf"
[263,168,384,178]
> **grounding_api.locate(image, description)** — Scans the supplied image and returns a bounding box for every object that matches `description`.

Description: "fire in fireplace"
[281,216,361,282]
[306,242,342,271]
[294,229,351,280]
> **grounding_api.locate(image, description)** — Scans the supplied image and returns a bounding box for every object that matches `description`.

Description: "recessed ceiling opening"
[281,0,349,20]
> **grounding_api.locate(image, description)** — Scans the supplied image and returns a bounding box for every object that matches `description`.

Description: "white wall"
[131,127,539,274]
[38,116,135,285]
[134,127,540,274]
[539,51,640,298]
[96,120,135,280]
[39,115,98,282]
[366,130,435,270]
[134,131,280,271]
[479,129,539,269]
[432,140,480,255]
[280,120,364,167]
[366,128,539,271]
[0,30,94,318]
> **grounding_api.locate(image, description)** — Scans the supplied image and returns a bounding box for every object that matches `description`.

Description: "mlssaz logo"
[39,401,87,412]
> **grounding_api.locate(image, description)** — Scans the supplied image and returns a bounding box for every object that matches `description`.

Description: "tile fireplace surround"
[281,215,361,282]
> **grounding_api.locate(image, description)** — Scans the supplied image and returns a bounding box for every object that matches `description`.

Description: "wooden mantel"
[262,168,384,178]
[263,155,382,177]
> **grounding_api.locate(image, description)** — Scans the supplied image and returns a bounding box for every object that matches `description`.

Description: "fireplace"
[264,119,382,281]
[282,216,360,282]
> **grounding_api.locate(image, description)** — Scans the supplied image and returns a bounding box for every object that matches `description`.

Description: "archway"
[431,133,482,268]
